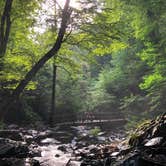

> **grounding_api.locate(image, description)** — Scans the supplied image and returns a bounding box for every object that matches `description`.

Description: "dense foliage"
[0,0,165,127]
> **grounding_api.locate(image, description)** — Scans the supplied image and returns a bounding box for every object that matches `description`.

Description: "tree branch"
[62,27,73,43]
[12,0,71,99]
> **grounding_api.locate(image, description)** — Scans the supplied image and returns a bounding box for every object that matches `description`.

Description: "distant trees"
[78,0,166,127]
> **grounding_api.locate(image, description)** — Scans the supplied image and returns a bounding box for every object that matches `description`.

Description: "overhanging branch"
[12,0,71,99]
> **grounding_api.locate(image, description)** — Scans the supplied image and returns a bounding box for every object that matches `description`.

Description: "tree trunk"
[49,0,57,127]
[12,0,71,99]
[49,63,57,126]
[0,0,13,57]
[0,0,71,120]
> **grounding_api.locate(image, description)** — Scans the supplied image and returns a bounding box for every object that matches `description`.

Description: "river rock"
[0,130,23,141]
[57,145,68,152]
[0,137,29,158]
[144,137,163,147]
[40,138,60,144]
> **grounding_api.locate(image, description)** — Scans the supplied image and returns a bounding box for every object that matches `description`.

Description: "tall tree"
[49,0,58,126]
[0,0,72,120]
[12,0,71,98]
[49,62,57,125]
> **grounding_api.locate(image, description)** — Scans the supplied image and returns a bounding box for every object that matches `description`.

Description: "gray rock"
[0,130,23,141]
[144,137,163,147]
[40,138,60,144]
[0,141,29,158]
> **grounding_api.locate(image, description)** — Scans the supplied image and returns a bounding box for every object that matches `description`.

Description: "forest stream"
[0,113,166,166]
[0,122,126,166]
[1,0,166,165]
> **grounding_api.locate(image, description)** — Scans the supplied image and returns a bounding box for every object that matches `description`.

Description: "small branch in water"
[65,159,71,166]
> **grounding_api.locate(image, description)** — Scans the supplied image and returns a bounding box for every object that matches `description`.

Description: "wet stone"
[0,142,29,158]
[0,130,23,141]
[40,138,60,144]
[24,135,33,143]
[57,145,68,152]
[144,137,163,147]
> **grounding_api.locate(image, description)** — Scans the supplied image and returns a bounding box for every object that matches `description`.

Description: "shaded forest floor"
[0,113,166,166]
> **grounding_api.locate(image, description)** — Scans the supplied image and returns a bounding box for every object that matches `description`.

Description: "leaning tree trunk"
[12,0,71,99]
[0,0,71,120]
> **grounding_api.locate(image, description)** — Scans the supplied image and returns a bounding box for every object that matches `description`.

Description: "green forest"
[1,0,165,127]
[0,0,166,165]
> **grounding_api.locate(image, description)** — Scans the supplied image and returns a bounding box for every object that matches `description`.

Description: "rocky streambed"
[0,123,125,166]
[0,113,166,166]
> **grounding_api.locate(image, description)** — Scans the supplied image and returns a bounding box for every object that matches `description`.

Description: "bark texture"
[0,0,13,57]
